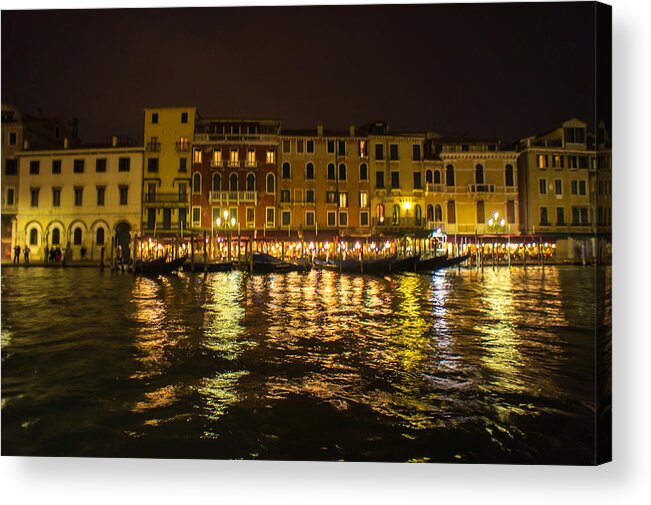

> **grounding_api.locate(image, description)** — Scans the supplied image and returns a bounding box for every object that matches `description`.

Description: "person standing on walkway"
[23,244,30,265]
[13,244,20,264]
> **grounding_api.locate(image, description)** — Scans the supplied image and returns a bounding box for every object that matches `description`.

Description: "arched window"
[425,170,433,184]
[427,204,434,222]
[359,163,368,181]
[415,204,422,225]
[475,164,484,184]
[229,173,238,191]
[212,173,221,191]
[247,173,255,191]
[282,162,291,179]
[434,170,442,184]
[505,164,514,187]
[327,163,335,180]
[96,227,105,245]
[73,228,82,245]
[266,173,275,193]
[376,204,385,223]
[392,204,400,224]
[446,164,455,186]
[51,228,61,245]
[192,172,201,193]
[29,228,38,245]
[306,163,315,180]
[435,204,443,222]
[338,163,347,181]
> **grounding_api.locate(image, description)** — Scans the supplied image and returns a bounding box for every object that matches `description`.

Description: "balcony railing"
[468,184,495,193]
[146,142,161,152]
[144,193,189,204]
[209,191,257,203]
[175,142,190,152]
[244,159,257,167]
[372,217,425,228]
[425,183,446,193]
[227,160,241,167]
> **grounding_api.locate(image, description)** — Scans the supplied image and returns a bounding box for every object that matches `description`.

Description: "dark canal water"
[1,266,604,463]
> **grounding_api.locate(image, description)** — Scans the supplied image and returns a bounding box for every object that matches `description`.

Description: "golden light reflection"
[198,370,248,426]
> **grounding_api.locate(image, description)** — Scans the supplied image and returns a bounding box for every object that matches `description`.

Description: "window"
[246,208,255,226]
[152,112,158,124]
[193,173,201,193]
[181,112,188,123]
[360,210,369,226]
[73,228,82,245]
[213,149,222,164]
[376,204,385,223]
[375,144,384,160]
[246,173,255,191]
[29,160,40,175]
[337,141,346,156]
[376,171,385,189]
[30,188,39,207]
[296,140,304,154]
[147,208,156,230]
[30,228,38,246]
[327,140,335,154]
[434,170,442,184]
[505,164,514,187]
[73,159,85,173]
[360,163,368,181]
[5,187,14,206]
[359,191,369,208]
[413,172,422,190]
[435,204,443,222]
[306,162,315,180]
[579,180,587,196]
[540,206,549,225]
[390,144,399,161]
[51,187,60,207]
[266,173,275,193]
[193,149,202,164]
[539,179,547,195]
[229,173,238,191]
[578,156,589,169]
[326,191,337,204]
[555,179,563,195]
[179,158,187,172]
[5,159,17,175]
[425,170,433,184]
[556,207,565,225]
[164,208,173,228]
[212,173,221,191]
[567,156,578,169]
[571,207,580,225]
[390,171,400,189]
[147,158,159,172]
[96,158,107,172]
[392,204,400,224]
[281,210,291,226]
[74,186,83,206]
[282,140,291,153]
[119,185,128,205]
[338,163,347,181]
[446,165,455,186]
[266,207,275,227]
[415,205,422,225]
[306,189,315,203]
[447,201,456,224]
[52,228,61,245]
[231,125,240,134]
[537,154,548,168]
[96,228,105,246]
[507,200,516,224]
[281,189,291,203]
[119,157,130,172]
[327,163,335,180]
[282,162,291,179]
[266,150,275,164]
[192,206,201,226]
[247,149,256,165]
[306,211,315,227]
[475,164,484,184]
[306,140,314,153]
[9,132,17,145]
[552,154,564,169]
[339,192,348,208]
[580,207,589,224]
[476,200,485,223]
[571,180,578,195]
[327,211,336,227]
[229,148,239,165]
[339,211,348,226]
[412,144,421,161]
[359,140,367,157]
[96,186,105,206]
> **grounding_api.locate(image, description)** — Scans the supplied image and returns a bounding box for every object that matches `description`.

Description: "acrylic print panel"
[0,2,611,464]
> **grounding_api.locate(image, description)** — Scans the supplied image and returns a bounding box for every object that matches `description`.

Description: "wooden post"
[190,230,195,270]
[523,239,527,270]
[203,230,207,273]
[507,236,511,268]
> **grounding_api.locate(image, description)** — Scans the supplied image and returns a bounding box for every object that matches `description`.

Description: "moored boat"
[416,253,449,271]
[134,254,188,275]
[418,253,471,272]
[389,254,421,273]
[182,261,234,273]
[251,253,311,273]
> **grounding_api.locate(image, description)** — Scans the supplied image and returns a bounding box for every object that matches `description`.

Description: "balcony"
[209,191,257,204]
[244,159,257,167]
[175,142,190,152]
[372,217,426,229]
[210,160,225,168]
[146,141,161,152]
[227,160,241,168]
[468,184,495,193]
[144,193,189,207]
[425,183,446,193]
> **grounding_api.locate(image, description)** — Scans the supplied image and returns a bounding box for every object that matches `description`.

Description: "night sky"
[1,3,608,144]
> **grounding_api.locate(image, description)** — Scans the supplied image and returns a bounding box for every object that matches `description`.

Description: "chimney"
[64,138,70,149]
[317,124,324,137]
[111,136,118,147]
[349,125,356,137]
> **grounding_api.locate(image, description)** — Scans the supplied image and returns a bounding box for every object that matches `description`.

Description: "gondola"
[416,253,449,271]
[389,254,421,273]
[134,254,188,275]
[313,255,400,274]
[418,253,471,272]
[251,253,311,273]
[182,261,234,273]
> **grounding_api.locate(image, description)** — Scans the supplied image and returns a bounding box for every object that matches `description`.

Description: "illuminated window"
[266,149,275,164]
[376,204,385,223]
[247,149,256,165]
[193,149,202,164]
[359,191,368,208]
[339,192,348,208]
[359,140,367,157]
[552,154,564,169]
[229,148,239,165]
[392,204,400,224]
[213,149,222,164]
[537,154,548,168]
